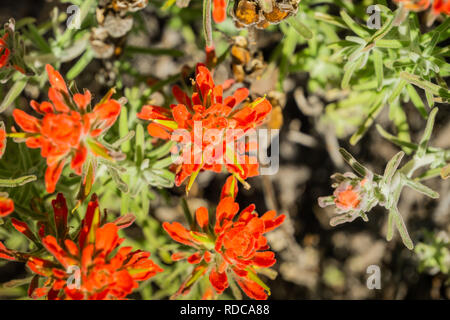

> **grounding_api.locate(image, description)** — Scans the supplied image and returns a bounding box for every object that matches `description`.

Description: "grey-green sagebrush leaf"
[0,175,36,187]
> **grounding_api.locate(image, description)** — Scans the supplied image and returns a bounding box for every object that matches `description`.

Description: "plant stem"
[203,0,213,48]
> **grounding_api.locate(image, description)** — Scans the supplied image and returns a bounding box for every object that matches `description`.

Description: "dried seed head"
[234,0,260,26]
[263,4,289,23]
[91,0,148,59]
[232,0,301,29]
[103,13,133,38]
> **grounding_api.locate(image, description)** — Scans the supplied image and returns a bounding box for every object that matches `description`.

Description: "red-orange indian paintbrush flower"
[163,176,285,300]
[432,0,450,14]
[394,0,450,14]
[0,123,6,158]
[12,64,122,193]
[213,0,227,23]
[137,64,272,192]
[0,195,14,217]
[0,33,10,69]
[0,193,163,300]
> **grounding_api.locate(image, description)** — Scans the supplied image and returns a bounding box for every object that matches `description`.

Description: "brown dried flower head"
[232,0,300,29]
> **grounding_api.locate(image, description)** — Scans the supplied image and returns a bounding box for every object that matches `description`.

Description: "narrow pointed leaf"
[417,107,438,158]
[382,151,404,185]
[403,175,439,199]
[0,78,28,113]
[340,10,370,39]
[339,148,370,177]
[287,16,313,40]
[373,49,383,90]
[406,84,427,119]
[0,175,36,187]
[392,206,413,250]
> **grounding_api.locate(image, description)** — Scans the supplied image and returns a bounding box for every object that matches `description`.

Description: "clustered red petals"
[334,185,361,210]
[0,33,10,69]
[0,193,163,300]
[395,0,431,11]
[0,196,14,217]
[12,64,121,193]
[164,176,285,300]
[0,126,6,158]
[432,0,450,14]
[137,65,272,191]
[213,0,227,23]
[395,0,450,14]
[331,177,367,211]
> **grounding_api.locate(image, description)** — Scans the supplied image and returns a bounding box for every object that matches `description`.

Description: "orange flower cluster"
[433,0,450,14]
[163,176,285,300]
[0,33,10,69]
[0,195,14,217]
[0,18,32,77]
[137,64,272,192]
[0,194,163,300]
[0,124,6,158]
[334,185,361,210]
[213,0,228,23]
[12,64,122,193]
[395,0,450,14]
[318,172,375,227]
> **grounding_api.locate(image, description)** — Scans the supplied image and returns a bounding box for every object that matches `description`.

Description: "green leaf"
[375,39,407,48]
[246,269,271,295]
[340,10,370,39]
[416,167,444,181]
[423,31,440,57]
[391,206,414,250]
[152,156,174,170]
[286,16,313,40]
[66,48,94,80]
[0,175,36,187]
[0,78,28,113]
[135,123,145,165]
[314,12,348,29]
[107,167,128,193]
[147,141,174,159]
[373,49,383,90]
[161,0,177,10]
[388,79,407,104]
[417,107,438,158]
[389,101,411,153]
[2,277,33,288]
[185,265,207,288]
[402,174,439,199]
[25,24,52,53]
[376,124,418,151]
[400,72,450,100]
[111,131,135,149]
[186,166,201,194]
[119,106,131,153]
[367,9,396,43]
[406,84,427,119]
[382,151,404,186]
[341,60,358,89]
[86,139,112,160]
[386,211,394,241]
[82,158,95,198]
[421,17,450,44]
[339,148,371,177]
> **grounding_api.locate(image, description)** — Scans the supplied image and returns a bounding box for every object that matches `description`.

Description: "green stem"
[203,0,213,48]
